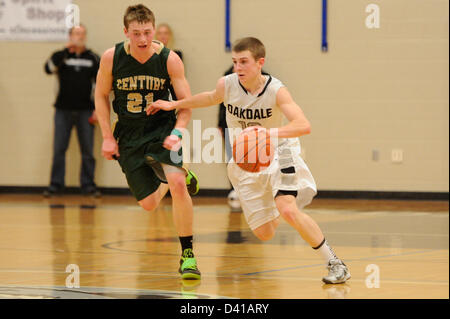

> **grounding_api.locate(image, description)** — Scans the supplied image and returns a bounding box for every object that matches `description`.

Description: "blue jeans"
[49,109,96,190]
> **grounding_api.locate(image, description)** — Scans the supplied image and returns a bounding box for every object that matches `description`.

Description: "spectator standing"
[43,25,100,197]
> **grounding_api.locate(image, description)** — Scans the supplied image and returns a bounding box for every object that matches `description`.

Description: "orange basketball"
[232,128,274,173]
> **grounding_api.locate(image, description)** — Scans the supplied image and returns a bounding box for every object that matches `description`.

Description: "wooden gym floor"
[0,194,448,299]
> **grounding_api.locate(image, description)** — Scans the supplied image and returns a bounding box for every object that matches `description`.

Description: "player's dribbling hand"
[102,137,120,160]
[146,100,176,115]
[242,125,265,135]
[242,126,278,139]
[163,134,182,152]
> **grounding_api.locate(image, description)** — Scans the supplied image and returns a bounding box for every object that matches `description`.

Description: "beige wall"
[0,0,448,192]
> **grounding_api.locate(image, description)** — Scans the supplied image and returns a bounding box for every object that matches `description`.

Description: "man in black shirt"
[44,25,100,197]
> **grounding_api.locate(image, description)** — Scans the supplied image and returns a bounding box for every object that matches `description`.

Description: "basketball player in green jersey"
[95,4,200,280]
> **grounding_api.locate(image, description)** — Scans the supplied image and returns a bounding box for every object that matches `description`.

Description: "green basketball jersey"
[112,40,174,124]
[111,40,182,169]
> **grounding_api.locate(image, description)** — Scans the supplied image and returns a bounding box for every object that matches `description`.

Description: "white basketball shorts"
[227,138,317,230]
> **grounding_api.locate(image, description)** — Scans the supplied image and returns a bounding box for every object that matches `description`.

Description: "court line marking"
[0,247,447,287]
[241,249,444,276]
[0,202,447,215]
[0,284,234,299]
[0,235,448,259]
[1,222,448,238]
[0,269,447,287]
[272,230,449,237]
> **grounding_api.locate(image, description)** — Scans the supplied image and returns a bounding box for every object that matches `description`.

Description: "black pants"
[49,109,96,190]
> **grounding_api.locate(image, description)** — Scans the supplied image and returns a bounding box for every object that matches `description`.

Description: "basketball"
[232,127,274,173]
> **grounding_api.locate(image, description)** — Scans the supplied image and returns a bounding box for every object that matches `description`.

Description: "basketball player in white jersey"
[148,37,350,284]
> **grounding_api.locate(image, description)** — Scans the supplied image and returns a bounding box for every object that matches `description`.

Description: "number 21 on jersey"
[127,92,153,113]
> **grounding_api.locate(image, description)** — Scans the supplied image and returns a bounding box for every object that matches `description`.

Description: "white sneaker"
[227,190,242,212]
[322,259,351,284]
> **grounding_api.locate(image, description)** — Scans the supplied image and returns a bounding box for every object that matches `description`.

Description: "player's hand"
[146,100,176,115]
[102,137,120,160]
[163,134,182,152]
[242,125,265,135]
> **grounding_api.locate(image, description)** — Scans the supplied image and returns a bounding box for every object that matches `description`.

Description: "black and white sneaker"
[322,259,351,284]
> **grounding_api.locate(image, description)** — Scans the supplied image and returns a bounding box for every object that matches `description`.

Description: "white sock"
[313,238,338,264]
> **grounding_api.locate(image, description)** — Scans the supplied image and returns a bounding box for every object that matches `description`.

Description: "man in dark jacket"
[44,24,100,197]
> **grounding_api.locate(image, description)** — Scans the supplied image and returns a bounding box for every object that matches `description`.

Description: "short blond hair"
[123,4,155,29]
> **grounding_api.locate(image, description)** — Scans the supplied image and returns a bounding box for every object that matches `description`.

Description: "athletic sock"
[313,238,338,264]
[179,235,194,256]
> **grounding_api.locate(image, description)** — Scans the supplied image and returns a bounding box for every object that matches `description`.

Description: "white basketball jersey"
[224,73,301,150]
[224,74,317,221]
[224,73,284,131]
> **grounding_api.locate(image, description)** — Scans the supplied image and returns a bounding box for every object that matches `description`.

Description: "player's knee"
[168,175,187,197]
[279,207,299,225]
[253,227,275,241]
[138,196,159,212]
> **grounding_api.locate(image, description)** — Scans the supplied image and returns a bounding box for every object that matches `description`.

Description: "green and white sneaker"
[185,170,199,196]
[179,249,201,280]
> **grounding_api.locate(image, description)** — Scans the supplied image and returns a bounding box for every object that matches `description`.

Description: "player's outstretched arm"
[273,87,311,138]
[95,47,120,160]
[147,77,225,115]
[166,50,192,131]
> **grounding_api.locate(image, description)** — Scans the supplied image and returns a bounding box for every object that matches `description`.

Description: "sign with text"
[0,0,74,41]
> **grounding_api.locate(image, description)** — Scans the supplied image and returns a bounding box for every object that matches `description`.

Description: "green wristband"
[171,128,183,139]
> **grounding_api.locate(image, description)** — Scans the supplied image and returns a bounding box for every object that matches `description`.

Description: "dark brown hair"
[232,37,266,60]
[123,4,155,29]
